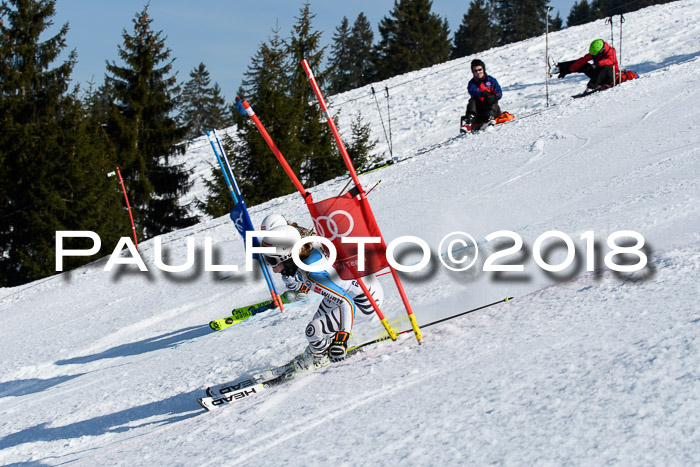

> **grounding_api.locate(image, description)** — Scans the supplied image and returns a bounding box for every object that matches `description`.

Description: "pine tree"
[495,0,549,45]
[60,92,126,270]
[0,0,124,286]
[196,161,235,218]
[180,62,230,140]
[348,13,376,88]
[590,0,609,18]
[105,5,197,238]
[374,0,451,80]
[327,17,353,94]
[327,13,376,93]
[228,26,299,207]
[204,4,373,212]
[346,112,381,167]
[567,0,594,27]
[550,11,564,31]
[286,2,342,188]
[451,0,496,59]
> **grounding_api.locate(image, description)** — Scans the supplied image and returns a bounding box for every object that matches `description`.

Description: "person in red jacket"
[551,39,619,94]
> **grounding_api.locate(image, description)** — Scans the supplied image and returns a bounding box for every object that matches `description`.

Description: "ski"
[199,297,513,411]
[198,380,269,410]
[204,361,296,399]
[354,156,413,176]
[572,89,603,99]
[199,353,336,410]
[416,134,466,155]
[572,85,612,99]
[208,291,307,331]
[209,299,278,331]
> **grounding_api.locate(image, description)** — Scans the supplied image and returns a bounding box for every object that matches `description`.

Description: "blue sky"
[51,0,575,102]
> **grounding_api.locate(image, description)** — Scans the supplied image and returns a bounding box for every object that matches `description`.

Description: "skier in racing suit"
[262,224,383,366]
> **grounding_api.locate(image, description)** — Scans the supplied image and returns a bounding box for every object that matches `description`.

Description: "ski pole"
[619,14,625,83]
[348,297,513,354]
[545,7,551,107]
[606,16,614,55]
[371,86,393,160]
[366,180,381,196]
[338,155,371,197]
[384,86,394,159]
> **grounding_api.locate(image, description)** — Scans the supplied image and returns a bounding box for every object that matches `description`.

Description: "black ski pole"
[619,14,625,83]
[385,86,394,160]
[348,297,513,353]
[371,86,393,160]
[545,7,551,107]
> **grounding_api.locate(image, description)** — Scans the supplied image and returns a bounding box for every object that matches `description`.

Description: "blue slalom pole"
[213,129,243,198]
[210,130,279,299]
[206,131,238,203]
[206,130,284,311]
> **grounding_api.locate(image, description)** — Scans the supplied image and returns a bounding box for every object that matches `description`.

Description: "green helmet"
[589,39,605,56]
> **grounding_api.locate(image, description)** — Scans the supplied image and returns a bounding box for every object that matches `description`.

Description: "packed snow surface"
[1,2,699,464]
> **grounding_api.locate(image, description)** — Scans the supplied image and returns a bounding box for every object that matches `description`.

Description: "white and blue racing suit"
[284,249,383,354]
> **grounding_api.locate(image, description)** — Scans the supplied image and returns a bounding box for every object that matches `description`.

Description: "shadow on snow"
[0,390,203,452]
[55,325,212,366]
[0,374,86,399]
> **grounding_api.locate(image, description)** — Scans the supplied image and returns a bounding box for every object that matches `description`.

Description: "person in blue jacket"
[262,225,383,371]
[461,59,503,132]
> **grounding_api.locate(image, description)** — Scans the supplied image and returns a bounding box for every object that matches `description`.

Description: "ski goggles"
[263,254,286,267]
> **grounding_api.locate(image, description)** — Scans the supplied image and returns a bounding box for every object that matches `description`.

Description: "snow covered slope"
[1,1,699,464]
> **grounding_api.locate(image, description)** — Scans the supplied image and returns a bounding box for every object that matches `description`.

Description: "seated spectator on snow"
[551,39,619,95]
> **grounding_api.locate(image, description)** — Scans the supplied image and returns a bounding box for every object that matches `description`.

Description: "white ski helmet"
[260,213,287,231]
[261,225,301,266]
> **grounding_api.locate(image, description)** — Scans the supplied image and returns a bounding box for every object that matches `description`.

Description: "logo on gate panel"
[313,210,355,241]
[233,211,245,236]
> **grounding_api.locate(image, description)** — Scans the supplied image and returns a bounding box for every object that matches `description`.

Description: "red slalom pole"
[239,100,308,198]
[240,99,397,340]
[110,167,138,251]
[301,59,423,344]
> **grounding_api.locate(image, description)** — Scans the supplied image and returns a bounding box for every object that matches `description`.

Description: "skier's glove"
[328,331,350,362]
[294,283,310,301]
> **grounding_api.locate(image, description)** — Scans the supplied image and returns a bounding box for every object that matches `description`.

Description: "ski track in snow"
[1,1,700,464]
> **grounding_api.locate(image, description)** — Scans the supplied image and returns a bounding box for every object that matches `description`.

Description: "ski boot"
[460,113,476,134]
[480,116,496,130]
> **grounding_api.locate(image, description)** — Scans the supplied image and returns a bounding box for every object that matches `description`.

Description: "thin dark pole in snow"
[619,14,625,83]
[385,86,394,159]
[371,86,393,160]
[606,16,614,54]
[546,7,551,107]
